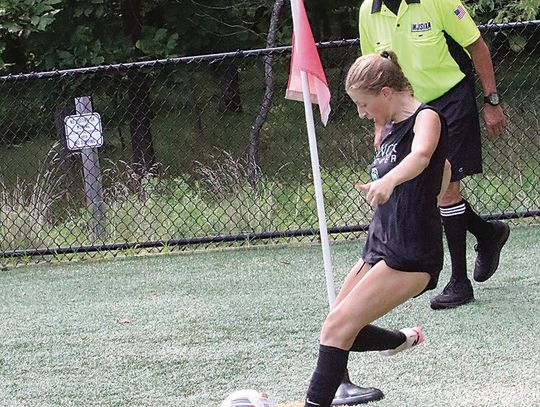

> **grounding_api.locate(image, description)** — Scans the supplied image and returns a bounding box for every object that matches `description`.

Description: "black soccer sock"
[304,345,349,407]
[440,201,468,282]
[464,199,494,241]
[349,324,406,352]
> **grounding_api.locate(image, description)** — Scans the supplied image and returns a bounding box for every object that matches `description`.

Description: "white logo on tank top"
[374,142,398,165]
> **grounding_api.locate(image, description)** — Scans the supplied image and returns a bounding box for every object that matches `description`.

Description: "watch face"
[488,93,500,105]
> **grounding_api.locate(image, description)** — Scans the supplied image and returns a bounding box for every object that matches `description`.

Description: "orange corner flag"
[285,0,331,126]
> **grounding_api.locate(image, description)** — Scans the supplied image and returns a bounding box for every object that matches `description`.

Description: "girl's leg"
[304,261,429,407]
[349,323,406,352]
[304,260,371,407]
[333,258,371,307]
[320,260,430,349]
[335,260,407,352]
[304,344,350,407]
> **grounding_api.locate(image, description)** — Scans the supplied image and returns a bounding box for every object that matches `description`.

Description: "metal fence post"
[75,96,105,241]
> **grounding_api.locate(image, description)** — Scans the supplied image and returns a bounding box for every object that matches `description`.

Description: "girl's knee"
[319,316,337,344]
[320,311,359,349]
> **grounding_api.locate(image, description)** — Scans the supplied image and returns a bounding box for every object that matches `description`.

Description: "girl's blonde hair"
[345,50,412,95]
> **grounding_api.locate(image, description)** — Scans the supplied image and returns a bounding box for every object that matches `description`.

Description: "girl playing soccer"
[304,50,451,407]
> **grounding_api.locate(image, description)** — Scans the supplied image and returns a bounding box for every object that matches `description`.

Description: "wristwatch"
[484,92,500,106]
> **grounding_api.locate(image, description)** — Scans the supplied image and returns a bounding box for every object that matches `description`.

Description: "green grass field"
[0,226,539,406]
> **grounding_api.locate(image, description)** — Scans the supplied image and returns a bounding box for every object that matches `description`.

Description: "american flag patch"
[454,4,466,20]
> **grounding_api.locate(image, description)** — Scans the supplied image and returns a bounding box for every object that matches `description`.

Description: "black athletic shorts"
[428,77,482,182]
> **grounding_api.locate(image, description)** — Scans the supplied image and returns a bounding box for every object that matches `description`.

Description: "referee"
[358,0,510,310]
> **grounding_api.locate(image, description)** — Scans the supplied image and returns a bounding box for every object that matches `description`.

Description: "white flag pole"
[300,71,336,308]
[290,0,336,308]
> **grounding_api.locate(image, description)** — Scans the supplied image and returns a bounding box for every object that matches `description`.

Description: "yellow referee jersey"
[359,0,481,102]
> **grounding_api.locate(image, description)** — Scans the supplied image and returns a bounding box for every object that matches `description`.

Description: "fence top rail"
[0,19,538,83]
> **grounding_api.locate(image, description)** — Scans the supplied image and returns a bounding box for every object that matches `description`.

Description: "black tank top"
[363,104,448,281]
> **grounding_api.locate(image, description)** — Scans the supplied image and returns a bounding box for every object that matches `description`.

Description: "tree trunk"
[121,0,156,176]
[54,102,75,161]
[247,0,284,191]
[54,102,80,192]
[3,37,28,73]
[128,71,156,175]
[215,60,243,114]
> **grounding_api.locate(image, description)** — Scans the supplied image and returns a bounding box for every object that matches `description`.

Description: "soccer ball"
[220,389,276,407]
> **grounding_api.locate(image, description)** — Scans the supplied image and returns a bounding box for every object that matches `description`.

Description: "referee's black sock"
[440,201,468,281]
[349,324,406,352]
[305,345,349,407]
[463,199,493,241]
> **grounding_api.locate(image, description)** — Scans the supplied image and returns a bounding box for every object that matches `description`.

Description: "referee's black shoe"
[473,220,510,283]
[430,278,474,310]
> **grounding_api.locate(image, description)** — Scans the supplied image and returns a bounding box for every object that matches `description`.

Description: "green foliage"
[0,0,62,68]
[466,0,540,53]
[135,27,179,57]
[72,0,105,18]
[467,0,540,23]
[0,0,62,36]
[1,0,271,72]
[0,0,364,74]
[0,0,537,74]
[55,26,106,67]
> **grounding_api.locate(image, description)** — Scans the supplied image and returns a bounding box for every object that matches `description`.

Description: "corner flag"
[285,0,331,126]
[285,0,335,307]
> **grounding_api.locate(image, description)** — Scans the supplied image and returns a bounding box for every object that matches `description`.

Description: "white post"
[299,71,336,307]
[75,96,105,241]
[290,0,336,308]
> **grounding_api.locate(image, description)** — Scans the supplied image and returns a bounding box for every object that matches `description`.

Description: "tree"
[466,0,540,53]
[120,0,156,176]
[306,0,359,41]
[0,0,286,164]
[248,0,284,191]
[1,1,172,175]
[0,0,62,70]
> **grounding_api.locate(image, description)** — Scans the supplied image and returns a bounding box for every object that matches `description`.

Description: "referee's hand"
[483,104,506,137]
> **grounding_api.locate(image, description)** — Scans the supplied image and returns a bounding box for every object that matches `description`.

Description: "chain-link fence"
[0,21,539,265]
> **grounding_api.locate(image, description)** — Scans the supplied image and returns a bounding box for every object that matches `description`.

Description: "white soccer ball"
[220,389,276,407]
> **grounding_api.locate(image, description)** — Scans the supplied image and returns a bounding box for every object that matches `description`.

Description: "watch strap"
[484,92,500,106]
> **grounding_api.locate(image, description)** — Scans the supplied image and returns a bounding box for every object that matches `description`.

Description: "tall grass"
[66,152,373,245]
[0,148,65,251]
[0,140,538,257]
[1,147,536,256]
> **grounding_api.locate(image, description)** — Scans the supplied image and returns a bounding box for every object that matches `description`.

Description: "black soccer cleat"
[332,371,384,405]
[430,278,474,310]
[331,382,384,406]
[473,220,510,283]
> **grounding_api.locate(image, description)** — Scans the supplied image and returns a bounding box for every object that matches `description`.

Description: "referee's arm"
[466,38,506,138]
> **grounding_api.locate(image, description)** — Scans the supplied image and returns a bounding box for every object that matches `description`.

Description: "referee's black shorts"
[428,77,482,182]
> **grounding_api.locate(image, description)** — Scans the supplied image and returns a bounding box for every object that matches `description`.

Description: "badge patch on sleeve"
[454,4,466,20]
